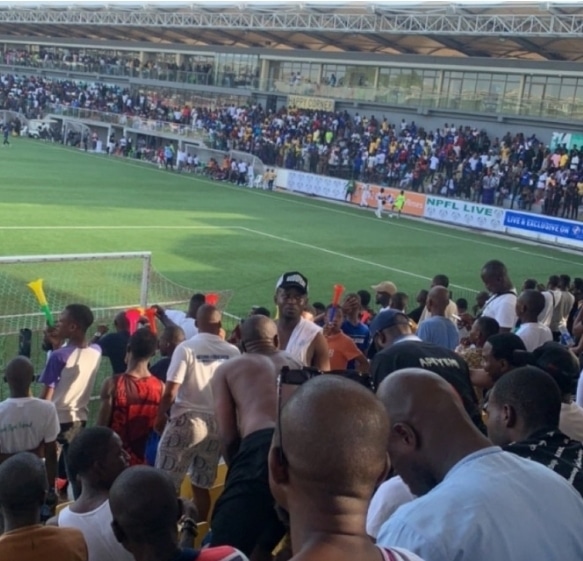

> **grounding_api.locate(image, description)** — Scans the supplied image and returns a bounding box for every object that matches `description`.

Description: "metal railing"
[262,79,583,121]
[47,104,212,144]
[0,56,258,88]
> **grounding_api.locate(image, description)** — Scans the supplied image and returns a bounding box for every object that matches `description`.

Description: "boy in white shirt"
[515,290,553,352]
[0,356,60,490]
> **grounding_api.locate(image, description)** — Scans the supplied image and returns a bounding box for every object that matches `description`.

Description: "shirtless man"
[241,315,302,374]
[209,354,285,560]
[274,271,330,370]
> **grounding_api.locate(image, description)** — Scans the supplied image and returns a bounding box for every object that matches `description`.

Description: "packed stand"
[1,261,583,560]
[1,71,579,219]
[0,47,228,86]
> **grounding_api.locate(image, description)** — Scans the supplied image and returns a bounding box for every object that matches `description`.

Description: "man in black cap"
[370,309,482,430]
[485,366,583,497]
[274,271,329,370]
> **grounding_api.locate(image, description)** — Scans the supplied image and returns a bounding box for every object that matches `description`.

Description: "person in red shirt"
[324,305,369,373]
[96,329,164,465]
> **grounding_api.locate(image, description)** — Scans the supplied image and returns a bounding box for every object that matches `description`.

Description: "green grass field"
[2,138,581,311]
[1,138,582,412]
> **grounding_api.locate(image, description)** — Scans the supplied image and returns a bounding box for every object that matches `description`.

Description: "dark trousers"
[57,421,86,499]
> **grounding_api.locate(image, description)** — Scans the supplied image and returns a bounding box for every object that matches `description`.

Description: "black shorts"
[210,428,285,555]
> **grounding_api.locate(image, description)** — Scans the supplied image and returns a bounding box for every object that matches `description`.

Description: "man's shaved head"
[0,452,47,514]
[427,286,450,315]
[517,289,545,319]
[161,325,186,345]
[195,305,222,335]
[241,315,278,347]
[5,356,34,395]
[273,375,389,504]
[110,466,179,547]
[377,369,486,496]
[114,311,129,331]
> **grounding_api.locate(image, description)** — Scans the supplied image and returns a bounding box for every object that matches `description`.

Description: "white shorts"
[155,410,220,491]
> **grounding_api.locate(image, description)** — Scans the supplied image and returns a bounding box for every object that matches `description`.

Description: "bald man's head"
[0,452,47,514]
[270,375,389,511]
[195,304,222,335]
[426,286,450,316]
[114,311,129,332]
[110,466,180,550]
[159,326,186,357]
[241,315,279,350]
[5,356,34,397]
[377,369,483,496]
[516,289,545,322]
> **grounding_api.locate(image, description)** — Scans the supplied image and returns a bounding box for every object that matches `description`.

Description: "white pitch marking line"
[0,222,477,290]
[239,227,478,292]
[0,225,226,230]
[20,141,583,267]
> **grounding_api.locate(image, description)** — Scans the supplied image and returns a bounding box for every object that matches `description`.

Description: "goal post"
[0,251,236,403]
[0,251,235,334]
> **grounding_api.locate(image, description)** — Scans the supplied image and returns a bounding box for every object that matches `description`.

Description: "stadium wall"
[273,168,583,250]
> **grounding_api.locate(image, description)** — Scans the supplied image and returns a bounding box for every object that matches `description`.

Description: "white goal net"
[0,252,235,404]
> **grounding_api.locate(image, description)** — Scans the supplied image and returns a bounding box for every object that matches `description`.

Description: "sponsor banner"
[288,95,336,112]
[285,170,348,201]
[353,182,426,217]
[504,211,583,246]
[424,196,506,231]
[550,131,583,152]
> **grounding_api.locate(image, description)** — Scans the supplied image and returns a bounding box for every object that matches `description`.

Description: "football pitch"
[1,138,582,415]
[1,138,582,316]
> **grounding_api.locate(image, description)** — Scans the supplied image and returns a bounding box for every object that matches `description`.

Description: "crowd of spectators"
[0,48,241,87]
[1,71,582,219]
[1,261,583,561]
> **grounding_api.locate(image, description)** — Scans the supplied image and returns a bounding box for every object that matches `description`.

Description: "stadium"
[0,1,583,559]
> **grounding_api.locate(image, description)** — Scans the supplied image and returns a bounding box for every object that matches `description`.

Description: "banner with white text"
[423,196,506,231]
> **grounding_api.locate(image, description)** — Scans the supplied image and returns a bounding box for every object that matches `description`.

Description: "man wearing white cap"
[275,271,330,370]
[371,281,397,312]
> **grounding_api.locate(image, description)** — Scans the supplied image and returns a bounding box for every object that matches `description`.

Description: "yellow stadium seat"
[179,460,228,520]
[194,522,209,549]
[180,476,193,500]
[215,462,227,486]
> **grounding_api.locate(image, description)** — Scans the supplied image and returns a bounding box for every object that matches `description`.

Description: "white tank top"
[284,318,322,366]
[58,500,134,561]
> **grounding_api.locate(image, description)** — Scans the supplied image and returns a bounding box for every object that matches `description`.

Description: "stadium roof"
[1,1,583,61]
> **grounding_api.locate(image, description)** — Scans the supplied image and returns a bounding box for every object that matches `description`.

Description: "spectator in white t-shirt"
[39,304,102,498]
[515,290,553,352]
[480,260,517,332]
[155,293,206,340]
[522,279,553,327]
[0,357,60,489]
[154,305,240,521]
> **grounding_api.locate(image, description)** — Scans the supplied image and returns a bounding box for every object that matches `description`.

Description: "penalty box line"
[0,223,476,292]
[238,227,477,293]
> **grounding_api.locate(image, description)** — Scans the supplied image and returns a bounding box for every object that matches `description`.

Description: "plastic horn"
[125,308,143,335]
[144,307,158,334]
[27,279,55,326]
[205,293,219,307]
[329,284,345,323]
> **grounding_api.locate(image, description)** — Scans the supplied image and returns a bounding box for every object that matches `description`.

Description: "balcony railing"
[47,104,211,144]
[2,53,582,122]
